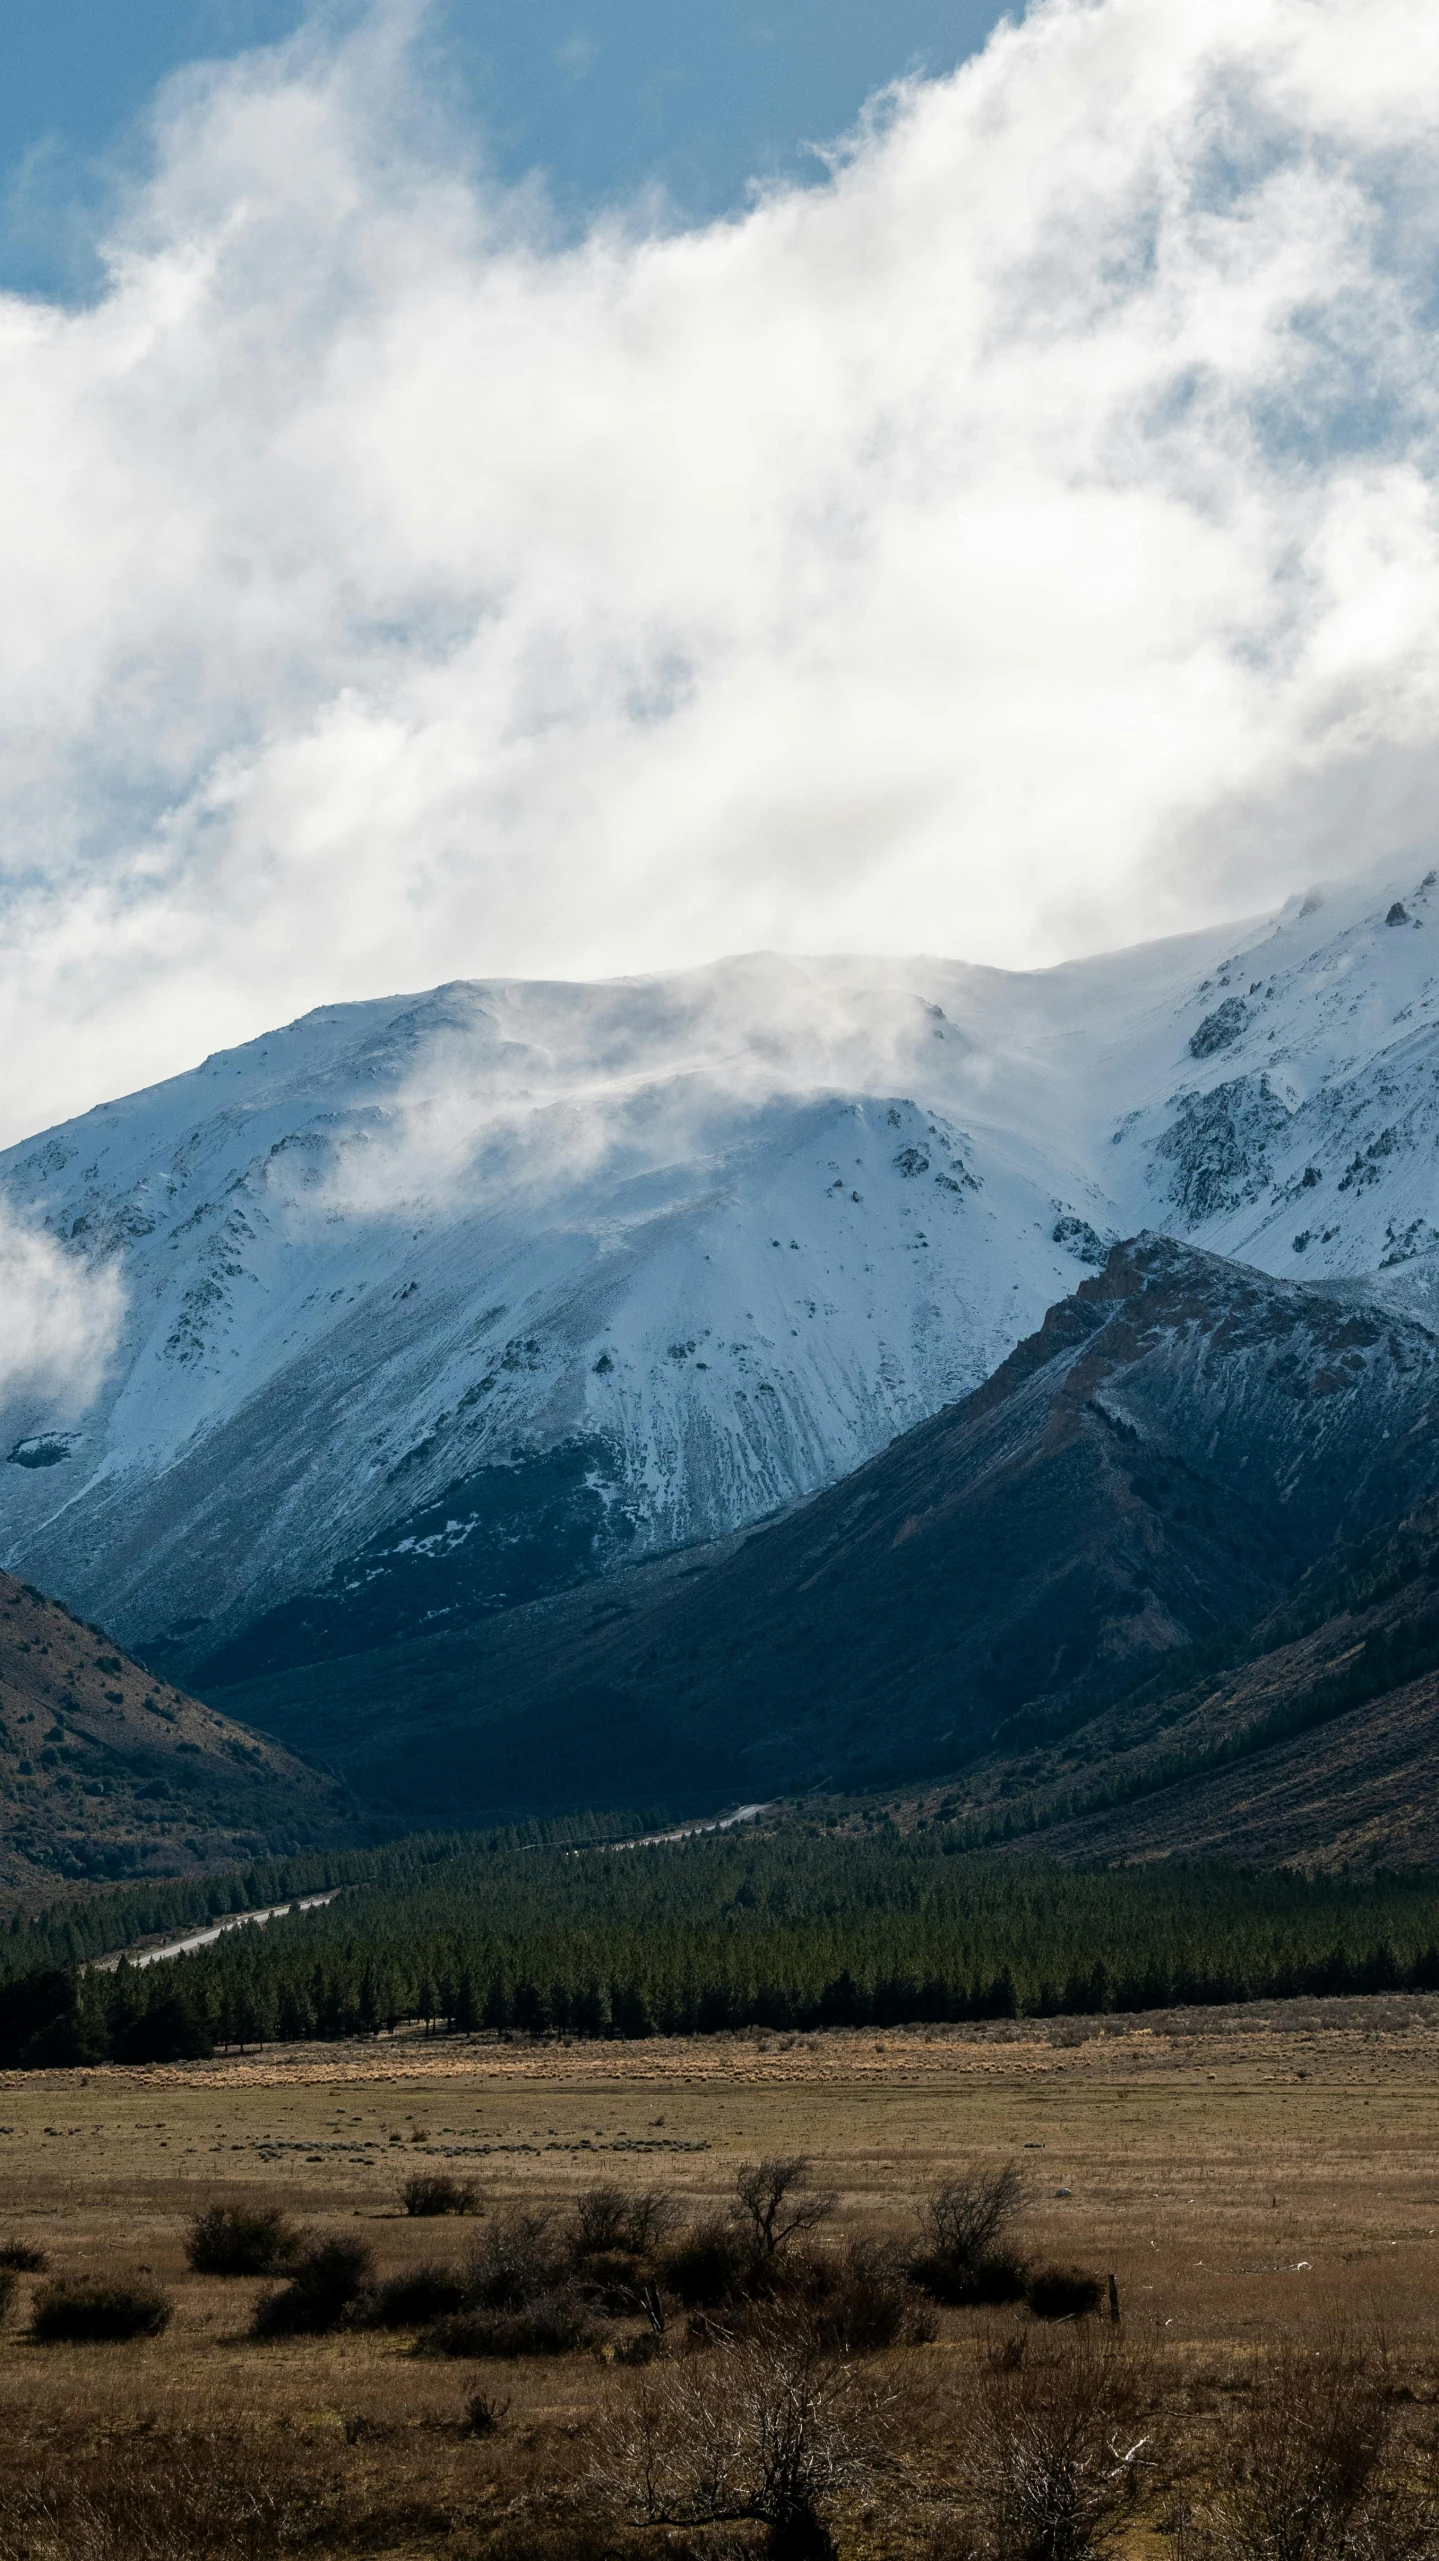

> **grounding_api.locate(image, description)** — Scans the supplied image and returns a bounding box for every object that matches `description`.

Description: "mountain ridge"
[217,1232,1439,1828]
[8,857,1439,1709]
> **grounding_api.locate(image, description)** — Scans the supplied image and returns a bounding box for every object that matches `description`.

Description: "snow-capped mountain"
[4,856,1439,1679]
[235,1234,1439,1828]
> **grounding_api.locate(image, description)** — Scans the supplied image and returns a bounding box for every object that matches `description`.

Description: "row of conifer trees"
[5,1827,1439,2065]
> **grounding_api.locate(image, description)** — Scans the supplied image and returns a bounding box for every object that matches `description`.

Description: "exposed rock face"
[1150,1078,1291,1223]
[1188,997,1248,1058]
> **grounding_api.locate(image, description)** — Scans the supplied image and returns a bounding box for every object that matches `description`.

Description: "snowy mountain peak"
[4,857,1439,1678]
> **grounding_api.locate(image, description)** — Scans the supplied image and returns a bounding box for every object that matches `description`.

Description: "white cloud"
[0,1207,125,1409]
[3,0,1439,1140]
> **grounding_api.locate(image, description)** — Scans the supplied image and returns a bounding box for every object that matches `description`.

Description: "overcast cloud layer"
[4,0,1439,1140]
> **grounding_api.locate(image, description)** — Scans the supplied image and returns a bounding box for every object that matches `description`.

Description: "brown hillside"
[0,1570,353,1890]
[1019,1664,1439,1869]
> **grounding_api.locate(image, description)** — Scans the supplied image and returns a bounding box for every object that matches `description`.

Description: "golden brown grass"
[0,1995,1437,2557]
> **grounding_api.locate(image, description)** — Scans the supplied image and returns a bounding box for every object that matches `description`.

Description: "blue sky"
[3,0,1012,295]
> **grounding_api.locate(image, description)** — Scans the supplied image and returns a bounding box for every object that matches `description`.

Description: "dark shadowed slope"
[218,1236,1439,1823]
[930,1488,1439,1870]
[0,1572,355,1888]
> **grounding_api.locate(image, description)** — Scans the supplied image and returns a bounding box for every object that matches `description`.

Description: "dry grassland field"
[1,1997,1438,2558]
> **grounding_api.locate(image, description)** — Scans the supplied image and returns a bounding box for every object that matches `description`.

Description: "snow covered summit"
[4,858,1439,1678]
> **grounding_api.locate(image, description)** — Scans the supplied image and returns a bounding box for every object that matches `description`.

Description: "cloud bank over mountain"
[4,0,1439,1138]
[0,1206,124,1405]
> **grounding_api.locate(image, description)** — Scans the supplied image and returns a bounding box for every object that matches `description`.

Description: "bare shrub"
[789,2238,932,2356]
[401,2170,477,2217]
[562,2183,674,2320]
[970,2324,1147,2561]
[593,2321,894,2558]
[419,2294,598,2358]
[30,2280,172,2343]
[926,2164,1025,2262]
[686,2237,929,2356]
[0,2269,14,2325]
[661,2215,752,2309]
[0,2426,336,2561]
[1026,2268,1104,2323]
[732,2158,835,2265]
[185,2203,302,2277]
[911,2165,1028,2306]
[462,2206,566,2310]
[409,2201,600,2355]
[466,2388,511,2437]
[1200,2336,1421,2561]
[250,2237,372,2338]
[567,2183,673,2261]
[0,2238,46,2272]
[364,2261,467,2328]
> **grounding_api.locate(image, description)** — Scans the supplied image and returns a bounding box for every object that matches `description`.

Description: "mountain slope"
[999,1662,1439,1873]
[220,1235,1439,1822]
[0,1572,353,1888]
[7,856,1439,1683]
[896,1489,1439,1870]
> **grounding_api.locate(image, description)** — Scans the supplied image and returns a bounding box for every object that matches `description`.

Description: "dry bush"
[661,2169,839,2320]
[462,2205,567,2310]
[910,2166,1029,2307]
[567,2182,673,2262]
[968,2324,1149,2561]
[0,2237,47,2272]
[788,2238,933,2356]
[1199,2335,1427,2561]
[1025,2269,1105,2324]
[662,2215,753,2310]
[732,2158,836,2266]
[466,2387,512,2437]
[563,2182,673,2321]
[364,2261,468,2328]
[251,2237,372,2339]
[0,2426,338,2561]
[401,2170,477,2217]
[407,2202,607,2355]
[0,2268,15,2325]
[31,2280,173,2343]
[684,2238,931,2358]
[419,2293,599,2359]
[592,2320,894,2558]
[186,2203,302,2277]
